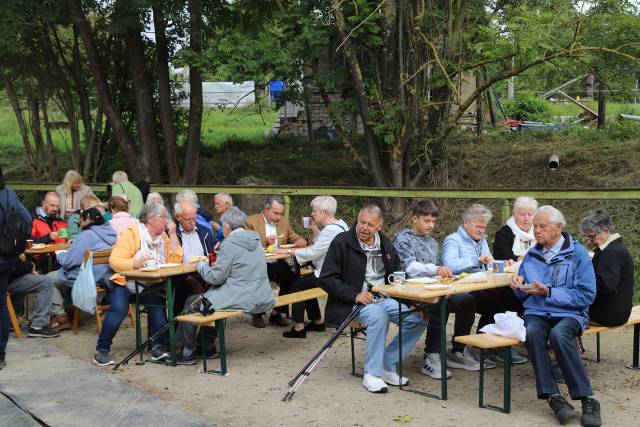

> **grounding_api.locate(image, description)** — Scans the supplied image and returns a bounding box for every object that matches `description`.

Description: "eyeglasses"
[582,232,598,241]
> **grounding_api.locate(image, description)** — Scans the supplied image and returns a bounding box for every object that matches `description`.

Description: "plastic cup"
[58,228,69,239]
[302,217,311,229]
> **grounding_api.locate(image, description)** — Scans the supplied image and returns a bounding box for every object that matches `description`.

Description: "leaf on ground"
[393,415,413,423]
[54,400,64,404]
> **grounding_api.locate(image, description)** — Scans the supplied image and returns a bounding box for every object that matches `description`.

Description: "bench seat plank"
[273,288,327,308]
[455,333,520,349]
[585,305,640,335]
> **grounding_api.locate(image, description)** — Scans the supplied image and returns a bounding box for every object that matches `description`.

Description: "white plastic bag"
[72,251,97,314]
[479,311,526,342]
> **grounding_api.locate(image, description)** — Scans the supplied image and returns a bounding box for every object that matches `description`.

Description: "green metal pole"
[166,277,176,366]
[501,199,511,224]
[440,298,448,400]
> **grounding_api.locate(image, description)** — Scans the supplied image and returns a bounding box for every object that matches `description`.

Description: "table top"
[264,246,308,261]
[373,274,512,303]
[121,262,198,280]
[25,242,70,255]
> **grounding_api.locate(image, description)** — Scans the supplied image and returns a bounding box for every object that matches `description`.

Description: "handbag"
[72,251,98,314]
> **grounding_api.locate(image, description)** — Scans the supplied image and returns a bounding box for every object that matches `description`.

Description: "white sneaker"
[447,348,481,371]
[421,353,452,379]
[362,373,388,393]
[465,346,496,369]
[382,369,409,386]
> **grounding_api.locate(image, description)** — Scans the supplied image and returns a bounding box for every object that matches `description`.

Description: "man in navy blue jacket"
[510,206,600,427]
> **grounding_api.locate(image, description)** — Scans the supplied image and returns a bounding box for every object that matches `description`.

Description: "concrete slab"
[0,339,212,427]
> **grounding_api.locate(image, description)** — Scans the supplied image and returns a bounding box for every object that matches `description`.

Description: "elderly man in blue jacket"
[510,205,600,427]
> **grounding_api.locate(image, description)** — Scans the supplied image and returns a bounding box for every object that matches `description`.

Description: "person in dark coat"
[580,209,634,327]
[320,205,427,394]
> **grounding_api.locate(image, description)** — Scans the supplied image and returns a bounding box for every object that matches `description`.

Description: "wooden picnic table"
[373,273,513,401]
[25,242,71,272]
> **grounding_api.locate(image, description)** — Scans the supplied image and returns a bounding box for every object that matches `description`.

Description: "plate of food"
[405,277,439,285]
[140,267,160,272]
[156,263,181,268]
[188,256,208,263]
[55,250,67,256]
[280,244,295,249]
[31,243,46,250]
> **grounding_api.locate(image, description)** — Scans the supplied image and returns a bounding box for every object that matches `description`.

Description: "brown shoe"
[51,315,71,331]
[251,314,266,328]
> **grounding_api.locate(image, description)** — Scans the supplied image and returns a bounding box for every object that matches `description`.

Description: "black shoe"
[252,314,266,328]
[283,327,306,338]
[269,313,290,327]
[193,345,218,359]
[548,394,575,425]
[581,396,602,427]
[176,353,197,366]
[0,360,6,369]
[305,321,326,332]
[28,326,60,338]
[92,351,115,366]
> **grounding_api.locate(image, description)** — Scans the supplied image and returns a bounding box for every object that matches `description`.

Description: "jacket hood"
[226,229,261,251]
[85,222,118,246]
[394,228,417,240]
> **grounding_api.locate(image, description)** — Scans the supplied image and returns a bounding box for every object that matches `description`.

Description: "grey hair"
[112,171,128,184]
[310,196,337,216]
[264,195,285,209]
[536,205,566,227]
[462,204,493,223]
[146,192,164,205]
[221,207,247,231]
[215,192,233,205]
[358,204,383,222]
[176,188,199,203]
[139,202,168,224]
[512,196,538,216]
[580,209,613,234]
[174,199,196,215]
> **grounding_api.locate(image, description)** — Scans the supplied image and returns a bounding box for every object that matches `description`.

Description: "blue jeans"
[525,315,593,400]
[355,297,428,377]
[0,258,17,362]
[96,284,168,354]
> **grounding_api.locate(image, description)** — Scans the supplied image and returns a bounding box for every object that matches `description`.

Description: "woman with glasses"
[580,209,634,327]
[92,202,183,366]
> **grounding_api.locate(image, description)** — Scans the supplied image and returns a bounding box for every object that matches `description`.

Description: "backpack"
[0,190,31,258]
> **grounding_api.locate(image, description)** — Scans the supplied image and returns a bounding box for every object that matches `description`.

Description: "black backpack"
[0,191,31,258]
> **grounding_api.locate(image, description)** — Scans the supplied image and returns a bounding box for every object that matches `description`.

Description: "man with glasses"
[580,209,634,327]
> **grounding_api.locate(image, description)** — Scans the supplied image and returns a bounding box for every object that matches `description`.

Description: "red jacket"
[31,209,67,244]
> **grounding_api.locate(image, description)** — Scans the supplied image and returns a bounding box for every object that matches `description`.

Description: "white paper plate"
[55,250,67,256]
[140,267,159,272]
[406,277,438,284]
[156,263,181,268]
[423,284,452,290]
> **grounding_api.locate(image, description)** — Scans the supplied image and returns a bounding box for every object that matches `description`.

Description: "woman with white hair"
[494,196,538,261]
[442,204,494,274]
[110,171,144,218]
[56,170,95,221]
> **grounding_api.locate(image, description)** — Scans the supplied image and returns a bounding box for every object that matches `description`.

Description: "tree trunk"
[182,0,204,185]
[27,98,46,164]
[487,91,498,128]
[475,70,484,136]
[83,105,104,178]
[152,5,180,183]
[41,104,58,178]
[598,79,606,129]
[126,25,162,183]
[69,0,143,180]
[332,0,388,188]
[2,76,38,181]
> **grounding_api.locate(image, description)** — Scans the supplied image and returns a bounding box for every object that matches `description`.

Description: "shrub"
[502,94,551,121]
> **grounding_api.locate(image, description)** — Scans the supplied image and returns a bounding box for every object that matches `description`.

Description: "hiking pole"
[282,302,364,402]
[113,294,212,371]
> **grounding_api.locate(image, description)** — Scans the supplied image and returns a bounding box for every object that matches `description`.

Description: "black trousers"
[267,260,296,316]
[424,292,476,353]
[471,287,523,331]
[290,275,322,324]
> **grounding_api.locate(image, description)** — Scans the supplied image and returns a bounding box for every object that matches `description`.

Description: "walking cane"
[113,294,214,371]
[282,302,364,402]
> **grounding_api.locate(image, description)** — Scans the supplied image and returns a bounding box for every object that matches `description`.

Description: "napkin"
[480,311,526,342]
[110,273,126,286]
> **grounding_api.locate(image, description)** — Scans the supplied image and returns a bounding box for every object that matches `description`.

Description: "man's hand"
[505,259,515,267]
[309,220,320,235]
[436,266,453,278]
[133,254,154,269]
[266,235,277,246]
[293,238,307,248]
[49,231,59,240]
[355,291,374,305]
[521,280,549,296]
[211,222,220,232]
[510,275,524,290]
[166,221,177,236]
[478,255,494,265]
[275,248,293,255]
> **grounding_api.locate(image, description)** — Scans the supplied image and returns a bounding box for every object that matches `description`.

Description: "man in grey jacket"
[176,207,276,365]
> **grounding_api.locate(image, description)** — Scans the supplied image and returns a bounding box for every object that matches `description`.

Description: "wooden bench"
[583,305,640,367]
[454,333,520,413]
[176,287,327,375]
[7,293,22,338]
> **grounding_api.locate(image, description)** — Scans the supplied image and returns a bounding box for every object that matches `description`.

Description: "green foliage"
[502,94,551,121]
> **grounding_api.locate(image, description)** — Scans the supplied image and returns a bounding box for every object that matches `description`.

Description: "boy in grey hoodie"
[394,200,479,379]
